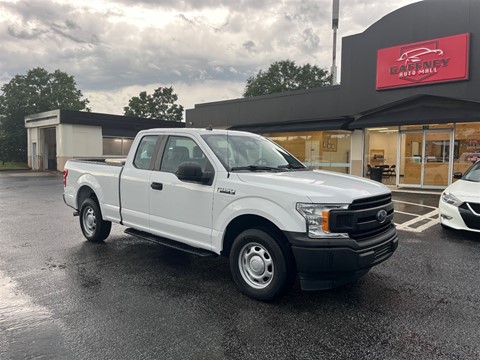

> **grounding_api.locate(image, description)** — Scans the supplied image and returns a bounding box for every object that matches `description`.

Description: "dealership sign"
[376,33,470,90]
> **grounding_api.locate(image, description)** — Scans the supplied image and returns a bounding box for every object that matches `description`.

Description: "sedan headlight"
[296,203,349,238]
[441,192,463,207]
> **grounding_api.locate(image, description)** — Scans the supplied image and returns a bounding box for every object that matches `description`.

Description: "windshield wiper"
[230,165,282,172]
[278,164,306,170]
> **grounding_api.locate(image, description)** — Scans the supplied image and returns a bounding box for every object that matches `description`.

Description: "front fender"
[212,197,306,252]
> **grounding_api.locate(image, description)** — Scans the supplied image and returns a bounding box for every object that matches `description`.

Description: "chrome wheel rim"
[82,206,96,236]
[238,242,274,289]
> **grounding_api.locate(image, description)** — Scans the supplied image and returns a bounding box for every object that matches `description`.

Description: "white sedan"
[439,160,480,233]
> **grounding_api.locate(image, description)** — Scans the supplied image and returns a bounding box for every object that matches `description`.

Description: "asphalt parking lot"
[1,171,479,360]
[391,190,441,233]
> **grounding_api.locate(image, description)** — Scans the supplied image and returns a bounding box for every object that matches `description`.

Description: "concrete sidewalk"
[0,170,60,177]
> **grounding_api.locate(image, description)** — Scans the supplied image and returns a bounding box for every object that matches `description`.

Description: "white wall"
[57,124,102,157]
[350,130,364,176]
[57,124,103,171]
[27,128,42,170]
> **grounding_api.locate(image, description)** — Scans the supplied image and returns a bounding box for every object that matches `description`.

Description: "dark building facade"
[186,0,480,189]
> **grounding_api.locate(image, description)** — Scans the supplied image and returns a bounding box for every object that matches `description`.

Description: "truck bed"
[63,159,124,223]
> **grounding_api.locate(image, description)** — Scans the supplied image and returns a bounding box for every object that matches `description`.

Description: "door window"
[160,136,214,177]
[133,136,159,170]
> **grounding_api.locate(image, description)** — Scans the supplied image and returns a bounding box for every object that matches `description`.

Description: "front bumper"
[439,200,480,233]
[284,226,398,291]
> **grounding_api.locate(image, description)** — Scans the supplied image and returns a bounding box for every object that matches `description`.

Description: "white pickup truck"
[63,128,398,301]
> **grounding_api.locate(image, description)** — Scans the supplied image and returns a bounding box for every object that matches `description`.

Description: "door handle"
[151,182,163,190]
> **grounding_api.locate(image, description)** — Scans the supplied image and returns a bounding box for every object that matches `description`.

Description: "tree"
[124,87,184,122]
[243,60,333,97]
[0,67,90,163]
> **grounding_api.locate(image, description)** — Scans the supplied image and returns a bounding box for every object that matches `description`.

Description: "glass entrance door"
[399,130,452,188]
[423,131,451,187]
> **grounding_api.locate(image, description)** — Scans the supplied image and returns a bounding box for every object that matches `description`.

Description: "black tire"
[79,198,112,242]
[229,228,295,301]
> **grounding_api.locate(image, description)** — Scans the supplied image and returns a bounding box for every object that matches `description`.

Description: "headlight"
[296,203,349,238]
[441,192,463,207]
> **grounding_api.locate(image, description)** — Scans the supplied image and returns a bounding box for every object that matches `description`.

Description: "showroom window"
[454,122,480,174]
[103,137,134,156]
[264,130,351,173]
[364,127,398,182]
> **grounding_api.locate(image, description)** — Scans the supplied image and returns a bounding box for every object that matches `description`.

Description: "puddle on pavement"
[0,272,67,358]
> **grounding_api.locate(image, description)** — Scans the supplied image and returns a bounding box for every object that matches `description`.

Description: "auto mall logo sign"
[376,33,470,90]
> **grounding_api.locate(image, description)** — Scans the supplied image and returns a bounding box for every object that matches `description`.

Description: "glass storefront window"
[264,131,351,173]
[364,127,398,181]
[103,137,134,156]
[454,122,480,174]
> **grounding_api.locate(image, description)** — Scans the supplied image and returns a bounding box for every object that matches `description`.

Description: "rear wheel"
[230,228,294,301]
[79,198,111,242]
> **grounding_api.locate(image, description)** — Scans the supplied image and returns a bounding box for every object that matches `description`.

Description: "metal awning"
[349,95,480,129]
[229,117,353,134]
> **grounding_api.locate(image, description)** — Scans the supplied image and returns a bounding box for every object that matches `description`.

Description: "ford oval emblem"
[376,209,388,224]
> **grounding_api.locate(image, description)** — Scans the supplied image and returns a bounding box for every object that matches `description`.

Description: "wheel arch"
[221,214,296,267]
[77,185,99,210]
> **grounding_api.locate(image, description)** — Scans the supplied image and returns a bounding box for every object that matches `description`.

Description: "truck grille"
[329,194,394,241]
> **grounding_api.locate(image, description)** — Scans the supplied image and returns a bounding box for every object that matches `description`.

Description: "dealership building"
[186,0,480,189]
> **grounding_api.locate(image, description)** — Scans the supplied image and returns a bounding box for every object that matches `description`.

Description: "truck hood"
[236,170,390,203]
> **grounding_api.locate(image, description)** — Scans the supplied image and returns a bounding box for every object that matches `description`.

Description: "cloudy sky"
[0,0,420,118]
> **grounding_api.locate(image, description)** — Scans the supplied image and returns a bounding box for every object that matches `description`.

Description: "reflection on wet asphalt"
[0,272,67,359]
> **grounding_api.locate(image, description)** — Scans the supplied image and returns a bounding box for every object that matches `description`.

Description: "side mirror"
[453,172,463,179]
[176,162,210,184]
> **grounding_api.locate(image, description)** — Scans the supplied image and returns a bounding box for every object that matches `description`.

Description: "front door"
[399,129,453,188]
[149,135,216,250]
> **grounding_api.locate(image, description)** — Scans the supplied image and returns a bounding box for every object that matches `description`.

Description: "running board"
[124,228,217,258]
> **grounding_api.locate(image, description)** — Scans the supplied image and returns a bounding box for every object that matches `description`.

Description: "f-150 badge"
[217,187,236,195]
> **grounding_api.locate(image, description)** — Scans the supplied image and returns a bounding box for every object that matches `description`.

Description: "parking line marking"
[394,210,421,216]
[395,209,439,232]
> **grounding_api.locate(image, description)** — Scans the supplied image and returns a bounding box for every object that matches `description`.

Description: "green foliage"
[124,86,184,122]
[0,161,28,169]
[243,60,332,97]
[0,67,90,162]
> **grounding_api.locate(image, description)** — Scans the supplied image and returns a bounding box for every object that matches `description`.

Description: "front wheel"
[229,229,294,301]
[79,198,112,242]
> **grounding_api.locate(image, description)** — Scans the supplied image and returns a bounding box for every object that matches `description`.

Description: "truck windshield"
[201,133,305,172]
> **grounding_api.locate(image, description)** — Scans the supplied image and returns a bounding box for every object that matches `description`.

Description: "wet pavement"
[1,172,479,359]
[391,190,441,233]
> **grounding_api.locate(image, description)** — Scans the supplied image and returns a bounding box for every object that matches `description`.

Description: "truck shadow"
[66,233,393,310]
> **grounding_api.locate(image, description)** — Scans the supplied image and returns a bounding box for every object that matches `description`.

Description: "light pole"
[331,0,340,85]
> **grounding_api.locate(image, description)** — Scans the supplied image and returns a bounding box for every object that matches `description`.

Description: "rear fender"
[76,174,105,214]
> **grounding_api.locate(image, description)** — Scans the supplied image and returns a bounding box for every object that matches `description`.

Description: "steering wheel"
[253,158,269,166]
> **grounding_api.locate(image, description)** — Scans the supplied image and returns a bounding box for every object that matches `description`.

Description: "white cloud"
[0,0,421,114]
[84,79,244,119]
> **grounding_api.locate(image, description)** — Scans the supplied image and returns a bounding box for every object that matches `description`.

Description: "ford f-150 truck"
[63,128,398,301]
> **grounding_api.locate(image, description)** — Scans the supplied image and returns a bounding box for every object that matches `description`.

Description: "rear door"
[149,135,216,250]
[120,135,162,231]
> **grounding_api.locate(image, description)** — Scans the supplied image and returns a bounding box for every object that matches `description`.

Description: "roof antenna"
[206,125,213,131]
